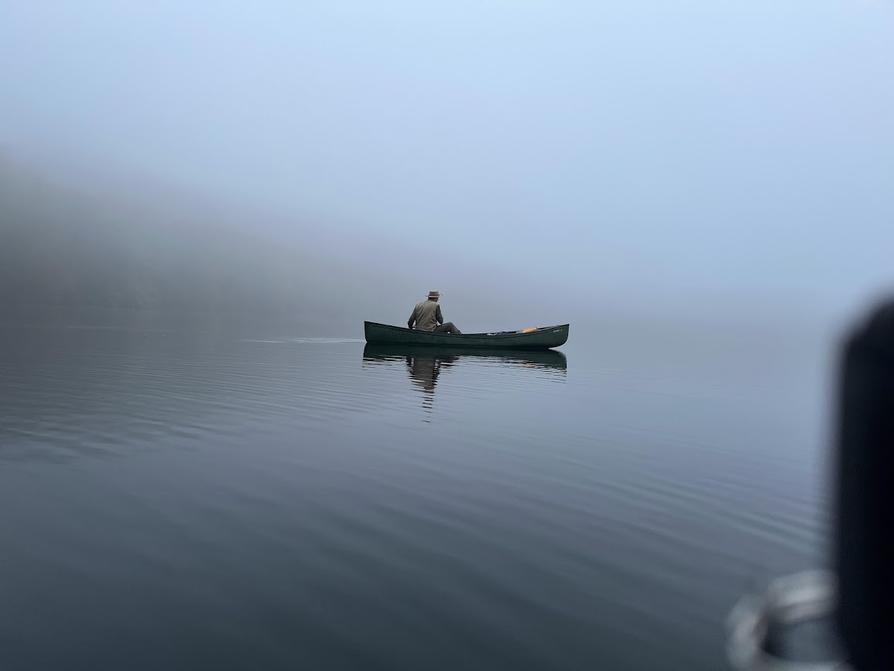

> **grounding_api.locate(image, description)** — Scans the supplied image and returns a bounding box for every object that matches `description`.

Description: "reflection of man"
[407,355,439,393]
[406,353,457,415]
[407,291,461,334]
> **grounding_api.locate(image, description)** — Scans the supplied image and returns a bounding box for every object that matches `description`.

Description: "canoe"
[363,344,567,369]
[363,321,568,350]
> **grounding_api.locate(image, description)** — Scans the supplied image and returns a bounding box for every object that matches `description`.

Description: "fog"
[2,0,893,338]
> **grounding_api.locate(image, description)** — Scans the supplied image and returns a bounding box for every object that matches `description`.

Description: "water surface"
[0,325,829,670]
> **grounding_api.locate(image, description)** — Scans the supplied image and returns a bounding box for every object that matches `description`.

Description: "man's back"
[410,300,441,331]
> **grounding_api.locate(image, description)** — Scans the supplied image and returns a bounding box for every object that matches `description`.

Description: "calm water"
[0,324,830,670]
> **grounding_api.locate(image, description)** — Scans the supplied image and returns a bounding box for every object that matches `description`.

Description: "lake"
[0,322,830,670]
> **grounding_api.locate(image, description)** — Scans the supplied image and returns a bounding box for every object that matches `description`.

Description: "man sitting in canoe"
[408,291,462,334]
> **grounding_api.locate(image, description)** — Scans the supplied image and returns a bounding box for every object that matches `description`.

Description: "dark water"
[0,325,830,670]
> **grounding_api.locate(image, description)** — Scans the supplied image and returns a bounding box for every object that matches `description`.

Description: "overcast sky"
[2,0,892,331]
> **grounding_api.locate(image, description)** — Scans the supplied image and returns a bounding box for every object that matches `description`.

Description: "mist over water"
[3,1,893,338]
[1,1,892,669]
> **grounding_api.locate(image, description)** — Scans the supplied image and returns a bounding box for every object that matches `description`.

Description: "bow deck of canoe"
[364,321,569,350]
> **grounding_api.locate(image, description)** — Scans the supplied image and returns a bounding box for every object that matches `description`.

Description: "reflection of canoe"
[363,344,567,370]
[364,321,569,350]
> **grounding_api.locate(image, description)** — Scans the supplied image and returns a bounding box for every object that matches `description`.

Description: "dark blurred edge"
[836,299,894,670]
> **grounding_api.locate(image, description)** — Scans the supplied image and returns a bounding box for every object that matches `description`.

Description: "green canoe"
[363,321,569,350]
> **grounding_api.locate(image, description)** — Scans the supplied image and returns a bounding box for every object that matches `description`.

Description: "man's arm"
[436,304,444,325]
[408,306,418,329]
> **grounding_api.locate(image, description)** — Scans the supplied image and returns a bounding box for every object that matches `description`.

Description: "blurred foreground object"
[728,300,894,670]
[727,571,845,670]
[836,301,894,671]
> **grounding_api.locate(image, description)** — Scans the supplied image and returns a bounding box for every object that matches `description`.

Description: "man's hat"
[427,290,440,299]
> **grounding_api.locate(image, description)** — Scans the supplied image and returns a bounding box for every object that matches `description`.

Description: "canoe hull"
[363,321,568,350]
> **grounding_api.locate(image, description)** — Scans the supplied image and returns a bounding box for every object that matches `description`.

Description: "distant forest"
[0,156,339,328]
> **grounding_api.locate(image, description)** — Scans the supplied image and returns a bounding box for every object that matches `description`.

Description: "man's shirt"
[409,300,443,331]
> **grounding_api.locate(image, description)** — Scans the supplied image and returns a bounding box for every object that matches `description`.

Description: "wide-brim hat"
[427,290,440,299]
